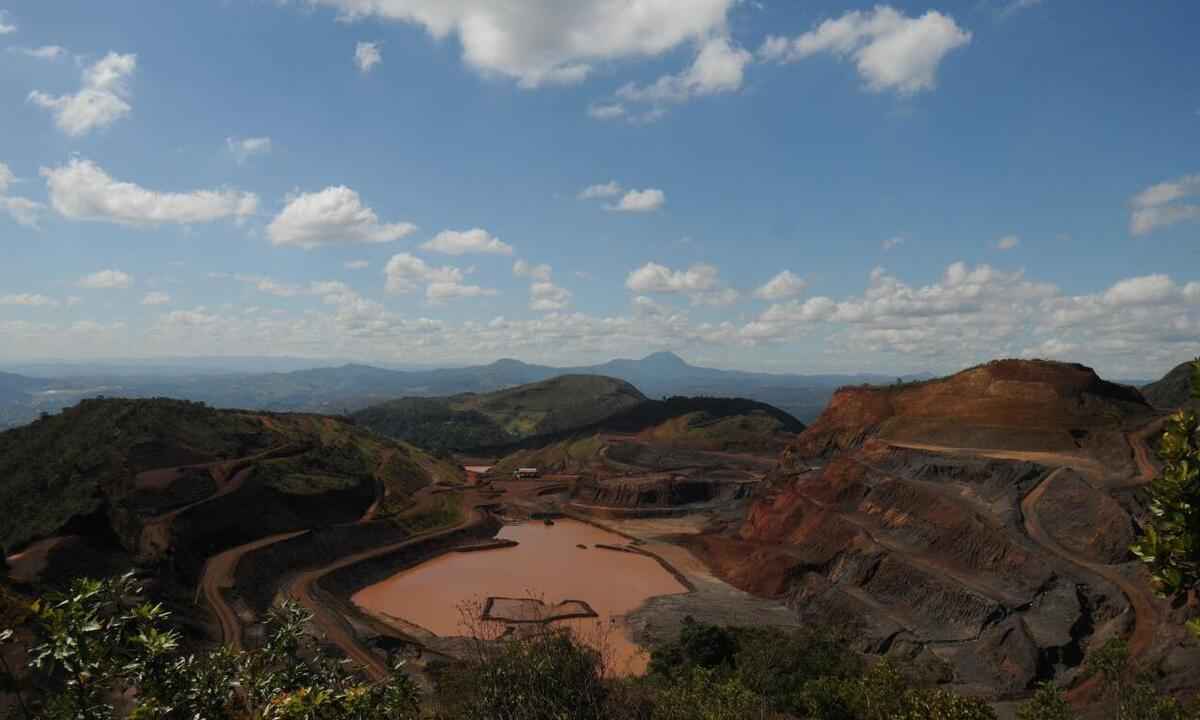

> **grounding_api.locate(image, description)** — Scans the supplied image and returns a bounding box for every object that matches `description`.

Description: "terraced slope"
[690,359,1198,700]
[0,398,459,572]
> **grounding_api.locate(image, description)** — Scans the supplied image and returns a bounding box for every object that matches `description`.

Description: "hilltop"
[688,359,1195,699]
[1141,359,1200,411]
[351,375,647,452]
[0,397,460,569]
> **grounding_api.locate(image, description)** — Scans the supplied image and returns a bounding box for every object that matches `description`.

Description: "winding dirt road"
[282,494,487,680]
[199,530,308,651]
[885,426,1164,701]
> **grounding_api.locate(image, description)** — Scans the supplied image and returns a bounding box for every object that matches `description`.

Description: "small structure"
[513,467,540,480]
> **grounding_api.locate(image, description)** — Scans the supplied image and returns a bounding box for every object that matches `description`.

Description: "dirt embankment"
[689,401,1177,702]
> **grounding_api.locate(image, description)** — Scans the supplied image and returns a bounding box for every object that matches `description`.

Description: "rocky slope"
[0,398,458,582]
[1141,359,1200,411]
[691,359,1198,700]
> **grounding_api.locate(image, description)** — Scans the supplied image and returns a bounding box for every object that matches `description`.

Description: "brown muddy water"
[352,519,688,674]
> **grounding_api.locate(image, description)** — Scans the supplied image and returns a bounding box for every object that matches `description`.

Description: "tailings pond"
[352,518,688,674]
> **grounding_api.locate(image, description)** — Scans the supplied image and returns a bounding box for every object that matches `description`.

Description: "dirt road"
[1020,467,1159,701]
[199,530,309,650]
[282,496,487,680]
[883,437,1161,701]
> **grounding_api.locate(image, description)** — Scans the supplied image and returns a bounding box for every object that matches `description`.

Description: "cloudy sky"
[1,1,1197,378]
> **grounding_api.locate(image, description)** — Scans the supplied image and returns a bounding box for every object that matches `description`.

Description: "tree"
[1131,358,1200,636]
[1016,682,1074,720]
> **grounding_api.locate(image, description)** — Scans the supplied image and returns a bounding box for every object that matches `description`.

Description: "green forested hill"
[351,374,647,452]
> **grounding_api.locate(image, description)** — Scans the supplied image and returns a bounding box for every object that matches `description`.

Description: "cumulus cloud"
[0,11,15,34]
[754,270,806,300]
[759,6,971,95]
[344,259,370,270]
[996,234,1020,250]
[0,293,58,307]
[511,260,570,311]
[78,269,133,289]
[227,136,272,163]
[616,35,752,105]
[234,275,303,297]
[41,159,258,226]
[882,236,905,251]
[513,259,552,282]
[29,52,137,135]
[13,45,66,60]
[0,163,43,228]
[267,186,416,249]
[420,228,513,256]
[304,0,738,88]
[626,261,737,305]
[141,291,171,306]
[384,253,495,302]
[355,41,382,72]
[1130,174,1200,236]
[610,188,666,213]
[578,181,623,200]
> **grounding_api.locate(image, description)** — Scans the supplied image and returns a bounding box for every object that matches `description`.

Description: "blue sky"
[0,0,1197,377]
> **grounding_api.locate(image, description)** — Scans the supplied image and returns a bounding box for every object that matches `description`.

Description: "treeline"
[3,575,1193,719]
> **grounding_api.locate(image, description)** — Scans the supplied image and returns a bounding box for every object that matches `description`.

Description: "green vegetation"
[0,399,460,559]
[1142,359,1200,411]
[386,493,464,534]
[351,374,647,453]
[1131,359,1200,635]
[3,587,1198,719]
[0,398,265,551]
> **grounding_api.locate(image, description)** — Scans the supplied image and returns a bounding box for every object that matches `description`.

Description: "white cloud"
[42,159,258,226]
[511,260,571,311]
[227,136,272,163]
[626,261,737,305]
[267,186,416,249]
[384,253,495,302]
[234,275,303,297]
[754,270,807,300]
[1102,274,1177,307]
[344,259,370,270]
[1000,0,1043,17]
[616,35,751,107]
[0,11,15,34]
[304,0,738,88]
[355,41,382,72]
[760,6,971,95]
[578,181,623,200]
[1,196,43,228]
[0,294,58,307]
[882,236,905,251]
[420,228,514,256]
[1130,174,1200,236]
[13,45,66,60]
[530,281,571,311]
[78,269,133,290]
[610,188,666,213]
[141,291,171,306]
[513,259,552,282]
[996,234,1020,250]
[587,103,626,120]
[29,52,137,135]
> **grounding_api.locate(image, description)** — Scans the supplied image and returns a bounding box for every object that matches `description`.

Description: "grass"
[388,493,464,534]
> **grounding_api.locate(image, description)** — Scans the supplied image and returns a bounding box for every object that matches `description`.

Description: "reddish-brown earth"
[690,360,1195,703]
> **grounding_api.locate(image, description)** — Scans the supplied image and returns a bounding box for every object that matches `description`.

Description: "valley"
[2,357,1199,717]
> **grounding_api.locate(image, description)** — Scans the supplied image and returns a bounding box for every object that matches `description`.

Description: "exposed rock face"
[787,359,1152,462]
[693,360,1186,700]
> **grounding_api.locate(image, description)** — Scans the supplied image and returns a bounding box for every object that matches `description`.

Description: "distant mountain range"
[0,352,939,430]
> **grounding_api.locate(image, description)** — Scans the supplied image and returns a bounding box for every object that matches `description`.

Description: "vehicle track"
[282,494,486,680]
[199,530,309,650]
[885,431,1162,701]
